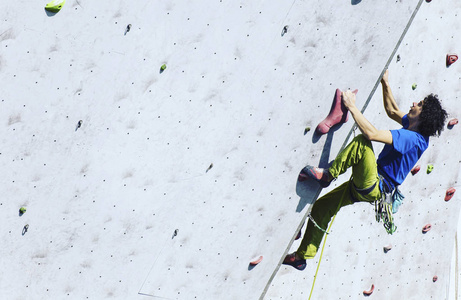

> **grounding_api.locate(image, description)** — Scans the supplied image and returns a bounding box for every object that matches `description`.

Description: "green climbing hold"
[161,64,167,70]
[412,83,417,90]
[427,164,434,174]
[304,127,311,135]
[45,0,66,13]
[19,207,27,214]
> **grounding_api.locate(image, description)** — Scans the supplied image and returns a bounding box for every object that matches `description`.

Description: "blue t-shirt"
[377,115,429,189]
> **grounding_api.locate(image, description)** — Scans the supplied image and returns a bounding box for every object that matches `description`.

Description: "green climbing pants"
[296,134,382,259]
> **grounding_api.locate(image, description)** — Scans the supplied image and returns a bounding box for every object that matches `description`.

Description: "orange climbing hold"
[411,165,421,175]
[446,54,458,67]
[249,256,263,265]
[445,187,456,201]
[422,224,432,233]
[448,118,458,127]
[363,284,374,296]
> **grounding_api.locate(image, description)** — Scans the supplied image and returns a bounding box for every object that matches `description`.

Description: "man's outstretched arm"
[342,90,393,145]
[381,70,405,125]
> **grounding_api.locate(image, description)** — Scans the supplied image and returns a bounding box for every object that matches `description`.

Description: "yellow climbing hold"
[45,0,66,13]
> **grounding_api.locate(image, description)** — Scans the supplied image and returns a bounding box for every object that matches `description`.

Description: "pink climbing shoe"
[446,54,458,67]
[282,252,306,271]
[299,165,332,187]
[445,187,456,201]
[316,88,357,135]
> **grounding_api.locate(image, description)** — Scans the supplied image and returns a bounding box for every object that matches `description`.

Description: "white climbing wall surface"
[0,0,460,299]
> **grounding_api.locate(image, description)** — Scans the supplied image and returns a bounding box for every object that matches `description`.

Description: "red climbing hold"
[433,275,438,282]
[446,54,458,67]
[249,256,263,265]
[411,165,421,175]
[315,89,357,135]
[363,284,374,296]
[448,118,458,127]
[422,224,432,233]
[445,187,456,201]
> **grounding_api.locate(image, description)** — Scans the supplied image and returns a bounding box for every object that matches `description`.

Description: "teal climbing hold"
[45,0,66,13]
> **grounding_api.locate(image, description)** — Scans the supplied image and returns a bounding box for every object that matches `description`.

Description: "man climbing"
[283,70,448,270]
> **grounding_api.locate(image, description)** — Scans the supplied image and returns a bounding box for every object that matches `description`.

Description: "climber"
[283,69,448,270]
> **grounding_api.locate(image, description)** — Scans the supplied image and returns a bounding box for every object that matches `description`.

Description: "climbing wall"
[0,0,460,299]
[266,0,461,299]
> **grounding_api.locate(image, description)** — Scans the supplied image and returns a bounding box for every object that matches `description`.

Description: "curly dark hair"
[417,94,447,137]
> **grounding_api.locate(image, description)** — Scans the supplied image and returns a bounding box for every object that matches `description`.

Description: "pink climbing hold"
[411,165,421,175]
[363,284,375,296]
[446,54,458,67]
[433,275,438,282]
[448,118,458,127]
[445,187,456,201]
[422,224,432,233]
[249,256,263,266]
[315,88,357,135]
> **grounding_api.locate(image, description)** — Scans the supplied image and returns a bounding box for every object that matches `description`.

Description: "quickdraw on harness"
[307,213,330,235]
[374,175,404,234]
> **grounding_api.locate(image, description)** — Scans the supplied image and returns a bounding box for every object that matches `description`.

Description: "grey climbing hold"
[172,229,178,239]
[383,245,392,253]
[125,24,132,35]
[22,224,29,235]
[76,120,82,131]
[396,54,401,62]
[281,25,288,37]
[206,163,213,173]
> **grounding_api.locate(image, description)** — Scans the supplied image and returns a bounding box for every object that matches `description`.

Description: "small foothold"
[249,256,263,265]
[19,207,27,215]
[172,229,178,239]
[25,224,29,230]
[426,0,432,2]
[45,0,65,13]
[126,24,131,32]
[396,54,401,62]
[446,54,458,67]
[412,83,417,90]
[448,118,458,127]
[304,127,311,135]
[422,224,432,233]
[363,284,374,296]
[383,245,392,253]
[445,187,456,201]
[411,165,421,175]
[433,275,438,282]
[426,164,434,174]
[206,163,213,172]
[281,25,288,37]
[160,64,167,73]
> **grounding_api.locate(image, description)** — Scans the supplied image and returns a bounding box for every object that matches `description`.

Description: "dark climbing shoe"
[299,165,332,188]
[283,252,306,271]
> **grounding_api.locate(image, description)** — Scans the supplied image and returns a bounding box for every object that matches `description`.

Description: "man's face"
[408,100,424,119]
